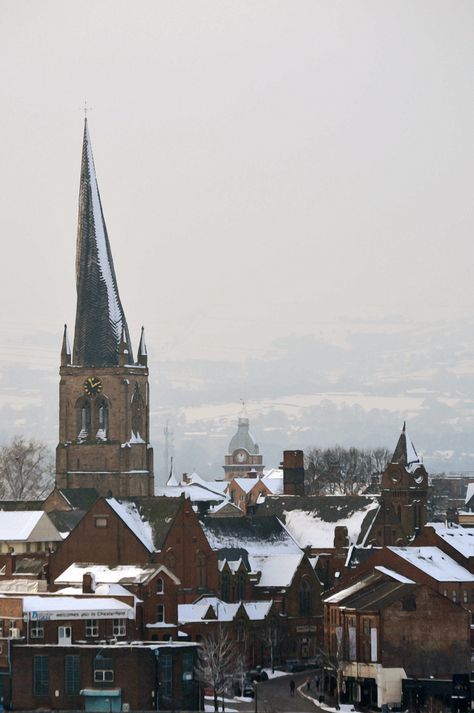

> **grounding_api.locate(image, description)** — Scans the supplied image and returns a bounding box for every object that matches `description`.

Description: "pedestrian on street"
[307,678,311,691]
[290,679,295,697]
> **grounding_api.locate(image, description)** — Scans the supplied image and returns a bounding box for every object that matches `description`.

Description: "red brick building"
[324,568,471,710]
[49,495,218,607]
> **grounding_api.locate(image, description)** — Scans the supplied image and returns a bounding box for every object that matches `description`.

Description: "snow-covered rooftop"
[20,595,134,618]
[262,469,284,495]
[424,523,474,559]
[55,563,178,586]
[230,478,262,494]
[249,553,304,588]
[202,518,301,556]
[178,597,273,624]
[465,484,474,506]
[389,546,474,582]
[106,499,154,552]
[374,566,415,584]
[283,499,379,549]
[0,511,59,542]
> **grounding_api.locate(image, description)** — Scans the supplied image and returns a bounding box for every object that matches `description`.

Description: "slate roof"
[109,497,184,552]
[48,510,86,535]
[201,515,301,555]
[326,576,415,611]
[391,422,422,473]
[58,488,100,510]
[73,119,133,366]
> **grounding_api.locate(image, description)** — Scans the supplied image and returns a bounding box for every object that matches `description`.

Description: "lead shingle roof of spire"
[73,119,133,366]
[391,422,422,471]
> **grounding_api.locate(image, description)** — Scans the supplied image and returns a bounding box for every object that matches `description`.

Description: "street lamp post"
[254,681,258,713]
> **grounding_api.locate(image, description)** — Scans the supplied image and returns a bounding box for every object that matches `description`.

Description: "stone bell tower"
[55,120,154,497]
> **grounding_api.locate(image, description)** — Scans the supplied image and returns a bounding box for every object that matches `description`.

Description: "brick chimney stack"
[282,450,305,496]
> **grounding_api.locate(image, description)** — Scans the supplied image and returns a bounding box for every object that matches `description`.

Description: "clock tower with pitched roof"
[55,120,154,497]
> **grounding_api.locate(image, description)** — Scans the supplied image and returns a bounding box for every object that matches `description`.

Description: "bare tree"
[263,617,280,673]
[0,436,54,500]
[195,626,240,713]
[305,446,390,496]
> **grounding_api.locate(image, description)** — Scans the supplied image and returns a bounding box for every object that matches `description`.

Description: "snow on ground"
[319,704,355,713]
[262,668,287,679]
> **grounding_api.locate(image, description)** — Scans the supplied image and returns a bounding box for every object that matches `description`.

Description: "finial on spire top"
[61,324,71,366]
[83,100,93,119]
[402,421,406,433]
[137,327,148,366]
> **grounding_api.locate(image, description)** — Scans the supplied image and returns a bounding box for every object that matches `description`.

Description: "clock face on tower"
[235,450,247,464]
[84,376,103,396]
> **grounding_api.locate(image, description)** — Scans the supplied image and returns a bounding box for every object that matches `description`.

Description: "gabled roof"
[426,522,474,559]
[178,596,273,624]
[388,546,474,582]
[0,512,61,542]
[262,469,284,495]
[73,119,133,367]
[229,478,262,494]
[256,495,380,548]
[55,562,180,587]
[106,497,183,553]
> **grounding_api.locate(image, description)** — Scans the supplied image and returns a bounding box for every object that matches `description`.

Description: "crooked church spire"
[73,119,133,366]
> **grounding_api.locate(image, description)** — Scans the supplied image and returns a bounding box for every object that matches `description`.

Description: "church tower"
[55,120,154,497]
[380,423,428,539]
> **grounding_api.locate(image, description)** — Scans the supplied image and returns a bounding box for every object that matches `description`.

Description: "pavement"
[207,670,337,713]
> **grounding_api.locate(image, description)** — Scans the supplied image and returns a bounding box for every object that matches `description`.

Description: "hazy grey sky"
[1,1,474,476]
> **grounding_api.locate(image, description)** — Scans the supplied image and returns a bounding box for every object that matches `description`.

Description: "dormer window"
[157,577,164,594]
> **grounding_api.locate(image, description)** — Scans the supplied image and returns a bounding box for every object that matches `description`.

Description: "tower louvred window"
[131,384,145,436]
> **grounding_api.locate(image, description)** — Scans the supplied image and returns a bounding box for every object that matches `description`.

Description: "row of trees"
[0,436,54,500]
[305,446,391,495]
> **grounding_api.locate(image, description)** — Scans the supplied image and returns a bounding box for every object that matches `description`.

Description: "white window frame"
[112,618,126,637]
[30,621,44,639]
[85,619,98,637]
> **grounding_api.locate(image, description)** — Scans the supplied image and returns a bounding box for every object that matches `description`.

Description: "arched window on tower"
[96,397,109,440]
[77,398,91,440]
[131,384,145,439]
